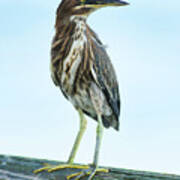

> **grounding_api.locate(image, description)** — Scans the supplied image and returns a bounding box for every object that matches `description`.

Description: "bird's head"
[57,0,129,19]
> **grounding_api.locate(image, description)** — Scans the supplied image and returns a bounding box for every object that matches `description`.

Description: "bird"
[34,0,129,179]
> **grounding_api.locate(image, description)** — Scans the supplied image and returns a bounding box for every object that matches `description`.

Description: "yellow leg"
[93,114,104,167]
[34,109,88,174]
[66,114,108,180]
[68,108,87,164]
[34,110,108,179]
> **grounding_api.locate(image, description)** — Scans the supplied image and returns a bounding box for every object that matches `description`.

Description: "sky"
[1,0,180,176]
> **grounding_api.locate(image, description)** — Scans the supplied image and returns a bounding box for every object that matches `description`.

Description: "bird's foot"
[67,165,108,180]
[34,163,108,180]
[33,163,89,174]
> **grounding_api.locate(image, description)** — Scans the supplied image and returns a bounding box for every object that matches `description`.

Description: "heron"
[34,0,129,179]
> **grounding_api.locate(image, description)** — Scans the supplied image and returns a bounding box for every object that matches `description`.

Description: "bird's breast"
[60,23,87,96]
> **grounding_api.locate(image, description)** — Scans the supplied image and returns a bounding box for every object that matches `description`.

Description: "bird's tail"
[102,115,119,131]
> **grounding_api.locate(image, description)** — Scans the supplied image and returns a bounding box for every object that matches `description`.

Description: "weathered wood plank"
[0,155,179,180]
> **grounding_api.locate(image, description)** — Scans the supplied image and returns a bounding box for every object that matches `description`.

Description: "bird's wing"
[89,28,121,124]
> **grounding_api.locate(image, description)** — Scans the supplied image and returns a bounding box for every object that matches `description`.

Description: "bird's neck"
[71,15,88,40]
[54,15,89,53]
[55,15,88,34]
[70,15,87,23]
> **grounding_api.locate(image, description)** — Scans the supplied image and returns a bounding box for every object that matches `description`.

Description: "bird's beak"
[83,0,129,8]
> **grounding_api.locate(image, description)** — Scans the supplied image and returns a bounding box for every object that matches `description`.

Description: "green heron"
[34,0,129,179]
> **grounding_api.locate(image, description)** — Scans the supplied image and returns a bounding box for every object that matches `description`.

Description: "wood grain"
[0,155,179,180]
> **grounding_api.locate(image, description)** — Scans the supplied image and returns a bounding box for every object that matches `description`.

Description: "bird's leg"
[87,114,108,179]
[34,109,89,174]
[67,108,87,164]
[93,114,103,167]
[67,114,108,180]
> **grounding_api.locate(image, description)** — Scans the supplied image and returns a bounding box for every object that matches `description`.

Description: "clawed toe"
[34,163,108,180]
[33,163,52,173]
[33,164,89,174]
[67,166,108,180]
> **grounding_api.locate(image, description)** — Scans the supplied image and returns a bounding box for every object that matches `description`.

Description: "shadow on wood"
[0,155,180,180]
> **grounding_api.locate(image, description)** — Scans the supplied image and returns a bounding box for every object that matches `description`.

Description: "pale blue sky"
[1,0,180,175]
